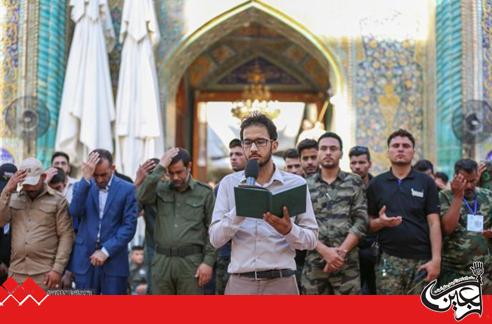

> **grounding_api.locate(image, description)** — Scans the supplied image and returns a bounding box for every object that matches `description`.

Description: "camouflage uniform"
[301,171,368,295]
[438,187,492,293]
[479,169,492,191]
[215,249,230,295]
[376,253,428,294]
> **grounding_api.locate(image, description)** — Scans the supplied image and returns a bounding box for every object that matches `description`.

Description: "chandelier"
[231,61,281,121]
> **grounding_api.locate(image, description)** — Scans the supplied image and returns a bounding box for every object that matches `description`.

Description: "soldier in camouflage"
[301,132,368,295]
[439,159,492,293]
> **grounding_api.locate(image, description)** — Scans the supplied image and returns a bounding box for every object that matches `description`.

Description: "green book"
[234,184,307,219]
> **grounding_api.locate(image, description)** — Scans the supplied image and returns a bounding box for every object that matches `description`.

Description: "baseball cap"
[19,158,44,186]
[0,163,18,191]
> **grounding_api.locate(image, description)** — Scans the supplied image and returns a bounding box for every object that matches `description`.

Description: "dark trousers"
[75,266,128,295]
[359,247,377,294]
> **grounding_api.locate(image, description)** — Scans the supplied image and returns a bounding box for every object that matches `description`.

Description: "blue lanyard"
[463,196,478,215]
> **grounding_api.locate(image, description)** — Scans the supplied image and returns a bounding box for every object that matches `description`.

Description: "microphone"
[244,159,259,186]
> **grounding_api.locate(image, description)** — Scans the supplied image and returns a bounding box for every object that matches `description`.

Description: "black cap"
[0,163,17,192]
[244,159,259,179]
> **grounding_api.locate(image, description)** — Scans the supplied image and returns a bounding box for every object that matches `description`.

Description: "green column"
[435,0,463,176]
[36,0,68,166]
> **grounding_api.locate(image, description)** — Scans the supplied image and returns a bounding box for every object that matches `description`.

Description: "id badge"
[467,214,484,232]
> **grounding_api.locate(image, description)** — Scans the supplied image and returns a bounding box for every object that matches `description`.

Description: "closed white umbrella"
[115,0,163,179]
[55,0,116,165]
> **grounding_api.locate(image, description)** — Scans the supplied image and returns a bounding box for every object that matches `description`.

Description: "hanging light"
[231,60,280,121]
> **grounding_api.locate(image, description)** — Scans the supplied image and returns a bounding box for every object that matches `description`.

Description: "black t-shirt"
[367,169,440,260]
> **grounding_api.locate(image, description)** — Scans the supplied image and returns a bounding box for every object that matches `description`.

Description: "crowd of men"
[0,113,491,295]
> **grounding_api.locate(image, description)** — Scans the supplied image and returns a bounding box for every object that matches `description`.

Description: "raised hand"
[378,205,403,228]
[81,152,100,181]
[450,173,466,198]
[478,162,487,179]
[135,159,157,187]
[45,167,58,184]
[160,148,180,169]
[3,170,27,193]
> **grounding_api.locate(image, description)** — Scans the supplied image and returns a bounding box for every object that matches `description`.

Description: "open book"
[234,184,307,219]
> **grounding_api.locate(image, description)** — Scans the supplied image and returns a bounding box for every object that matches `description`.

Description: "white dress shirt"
[89,174,114,257]
[209,167,318,273]
[64,176,77,203]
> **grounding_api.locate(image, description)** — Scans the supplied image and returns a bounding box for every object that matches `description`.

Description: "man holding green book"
[209,113,319,295]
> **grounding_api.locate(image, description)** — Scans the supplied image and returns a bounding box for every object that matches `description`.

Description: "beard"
[258,150,273,167]
[320,159,338,170]
[391,159,412,166]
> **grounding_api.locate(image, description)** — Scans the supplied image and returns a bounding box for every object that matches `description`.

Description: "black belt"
[156,245,203,257]
[234,269,295,280]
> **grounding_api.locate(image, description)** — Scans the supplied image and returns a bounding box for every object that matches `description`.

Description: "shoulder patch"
[196,181,213,191]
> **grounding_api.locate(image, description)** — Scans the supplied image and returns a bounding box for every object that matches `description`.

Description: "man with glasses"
[302,132,368,295]
[349,145,376,294]
[209,113,318,295]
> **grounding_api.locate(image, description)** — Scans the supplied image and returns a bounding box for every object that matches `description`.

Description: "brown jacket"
[0,185,74,275]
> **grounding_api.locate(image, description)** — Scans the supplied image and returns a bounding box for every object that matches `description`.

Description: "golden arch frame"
[162,0,346,108]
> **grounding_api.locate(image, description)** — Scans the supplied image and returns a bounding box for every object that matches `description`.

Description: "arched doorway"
[162,0,345,182]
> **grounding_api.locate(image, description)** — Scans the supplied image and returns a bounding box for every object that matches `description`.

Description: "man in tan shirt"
[0,158,74,289]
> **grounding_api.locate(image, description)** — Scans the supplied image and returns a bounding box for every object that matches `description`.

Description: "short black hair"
[318,132,343,151]
[170,148,191,167]
[435,171,449,184]
[283,148,299,160]
[91,149,113,165]
[51,151,70,164]
[131,245,144,251]
[387,129,415,148]
[229,138,242,149]
[297,139,318,156]
[454,158,478,174]
[414,159,434,174]
[240,113,278,141]
[349,146,371,161]
[49,167,66,185]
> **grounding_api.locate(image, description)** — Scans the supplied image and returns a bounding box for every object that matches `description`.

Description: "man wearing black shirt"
[367,129,441,294]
